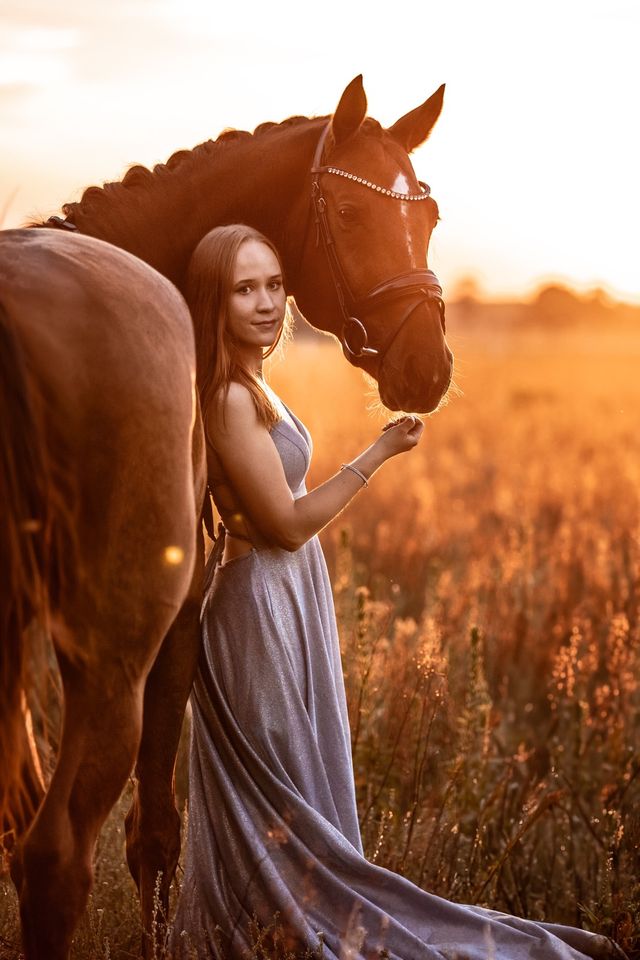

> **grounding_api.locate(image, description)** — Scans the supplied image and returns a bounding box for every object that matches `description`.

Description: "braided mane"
[33,115,385,226]
[59,116,321,223]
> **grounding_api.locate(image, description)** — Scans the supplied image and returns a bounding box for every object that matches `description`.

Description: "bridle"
[310,123,446,363]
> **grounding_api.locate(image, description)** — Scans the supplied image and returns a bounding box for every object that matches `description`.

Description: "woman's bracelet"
[340,462,369,487]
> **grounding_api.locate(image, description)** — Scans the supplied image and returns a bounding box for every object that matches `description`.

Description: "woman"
[170,225,621,960]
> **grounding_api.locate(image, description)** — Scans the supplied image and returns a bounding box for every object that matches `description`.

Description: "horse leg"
[6,704,47,891]
[125,530,204,958]
[16,644,154,960]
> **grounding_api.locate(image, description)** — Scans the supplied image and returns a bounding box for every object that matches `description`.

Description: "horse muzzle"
[339,270,452,413]
[376,296,453,413]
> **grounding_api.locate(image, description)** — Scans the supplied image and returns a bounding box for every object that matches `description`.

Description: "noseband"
[310,124,446,362]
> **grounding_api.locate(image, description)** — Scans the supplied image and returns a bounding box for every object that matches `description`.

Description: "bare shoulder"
[221,380,256,413]
[207,381,262,441]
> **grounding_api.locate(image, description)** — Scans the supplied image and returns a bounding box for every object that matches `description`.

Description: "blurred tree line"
[450,275,640,331]
[289,276,640,343]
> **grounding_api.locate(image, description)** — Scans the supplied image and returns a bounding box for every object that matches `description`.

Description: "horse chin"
[378,382,443,415]
[378,348,453,414]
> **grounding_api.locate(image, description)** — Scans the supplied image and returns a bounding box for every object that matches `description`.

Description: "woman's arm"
[207,382,424,551]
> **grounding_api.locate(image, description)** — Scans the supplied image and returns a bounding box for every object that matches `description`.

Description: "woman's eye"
[269,280,282,290]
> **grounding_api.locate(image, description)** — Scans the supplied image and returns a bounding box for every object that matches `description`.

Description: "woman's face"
[226,239,286,354]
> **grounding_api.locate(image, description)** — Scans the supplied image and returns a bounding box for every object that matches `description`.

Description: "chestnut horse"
[0,76,450,958]
[0,231,206,958]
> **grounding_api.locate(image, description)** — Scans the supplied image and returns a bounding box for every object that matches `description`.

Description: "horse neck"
[72,121,324,292]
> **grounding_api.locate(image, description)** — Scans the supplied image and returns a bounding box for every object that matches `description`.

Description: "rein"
[310,123,446,362]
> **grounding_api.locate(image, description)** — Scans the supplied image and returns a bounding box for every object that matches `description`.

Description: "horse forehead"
[342,133,416,179]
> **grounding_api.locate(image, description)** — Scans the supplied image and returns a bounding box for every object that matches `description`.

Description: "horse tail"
[0,301,51,833]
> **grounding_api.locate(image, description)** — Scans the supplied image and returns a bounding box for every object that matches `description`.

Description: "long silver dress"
[170,401,620,960]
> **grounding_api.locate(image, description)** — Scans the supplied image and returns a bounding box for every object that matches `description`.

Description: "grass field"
[2,327,639,958]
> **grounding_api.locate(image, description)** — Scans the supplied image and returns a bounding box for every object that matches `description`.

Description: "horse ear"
[388,84,445,153]
[330,75,368,147]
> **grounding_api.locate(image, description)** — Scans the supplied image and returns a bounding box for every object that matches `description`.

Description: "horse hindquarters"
[0,229,200,959]
[0,302,50,838]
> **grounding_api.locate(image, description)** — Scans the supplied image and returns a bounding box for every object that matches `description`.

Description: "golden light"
[164,545,185,566]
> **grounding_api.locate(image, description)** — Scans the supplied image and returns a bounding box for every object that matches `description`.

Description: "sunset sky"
[1,0,638,302]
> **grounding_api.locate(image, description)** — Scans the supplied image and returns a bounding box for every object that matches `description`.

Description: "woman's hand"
[376,415,425,459]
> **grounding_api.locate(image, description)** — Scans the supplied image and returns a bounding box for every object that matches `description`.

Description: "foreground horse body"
[1,77,450,958]
[0,232,206,958]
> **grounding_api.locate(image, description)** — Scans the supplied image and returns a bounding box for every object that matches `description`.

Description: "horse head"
[292,76,452,414]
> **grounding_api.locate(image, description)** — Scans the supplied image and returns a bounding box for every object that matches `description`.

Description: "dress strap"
[203,523,227,593]
[201,486,216,541]
[203,522,258,593]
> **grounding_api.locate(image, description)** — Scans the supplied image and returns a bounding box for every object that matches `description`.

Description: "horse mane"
[29,116,386,228]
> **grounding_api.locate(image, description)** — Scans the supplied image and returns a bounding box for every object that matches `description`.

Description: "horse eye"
[338,206,356,222]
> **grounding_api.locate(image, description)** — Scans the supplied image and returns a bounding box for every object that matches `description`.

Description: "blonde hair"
[186,224,292,432]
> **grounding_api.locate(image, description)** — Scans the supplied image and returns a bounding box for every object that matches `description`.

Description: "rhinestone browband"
[323,166,431,201]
